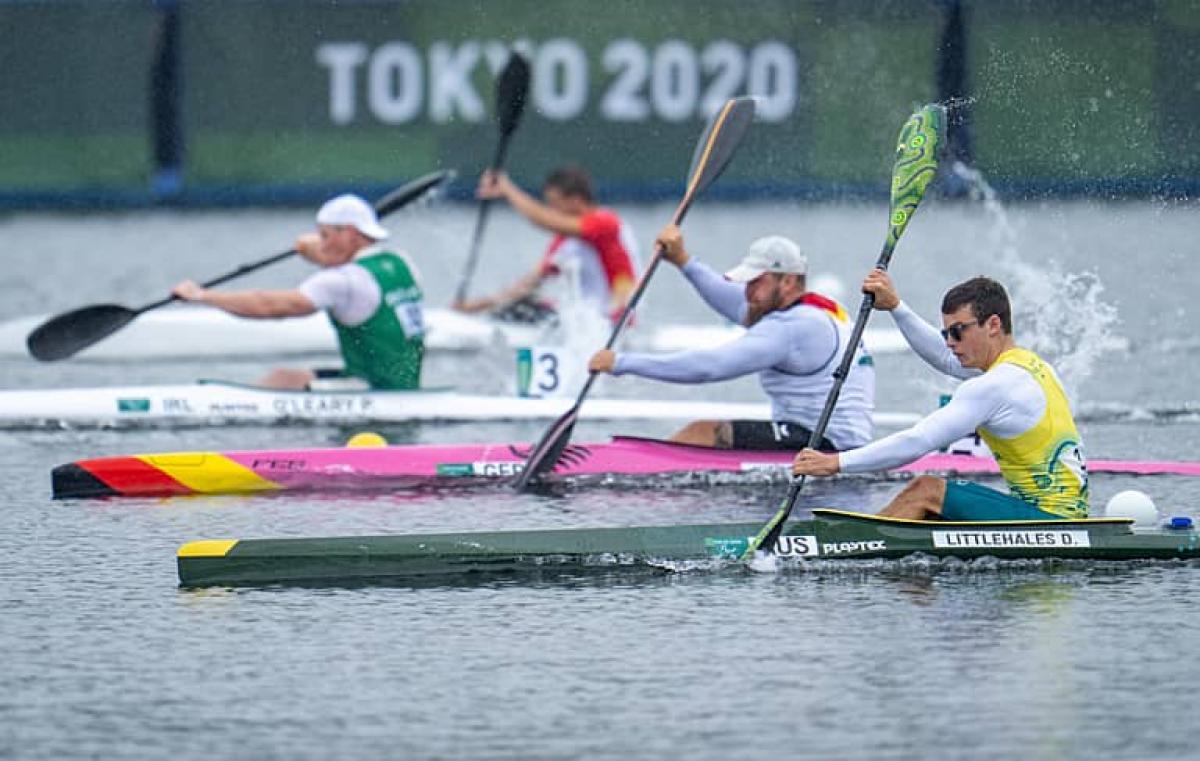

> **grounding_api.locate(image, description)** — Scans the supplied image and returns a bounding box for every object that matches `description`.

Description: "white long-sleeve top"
[613,259,876,449]
[839,301,1050,473]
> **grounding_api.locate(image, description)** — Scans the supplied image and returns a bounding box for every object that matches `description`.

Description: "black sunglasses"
[940,319,979,342]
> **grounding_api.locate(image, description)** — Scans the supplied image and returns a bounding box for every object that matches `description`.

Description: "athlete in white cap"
[588,224,876,450]
[172,194,425,390]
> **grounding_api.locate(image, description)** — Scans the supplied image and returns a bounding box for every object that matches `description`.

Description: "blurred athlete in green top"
[172,194,424,390]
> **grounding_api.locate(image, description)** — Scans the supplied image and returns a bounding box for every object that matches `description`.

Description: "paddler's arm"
[862,269,979,380]
[478,170,582,237]
[795,378,993,476]
[657,224,746,323]
[171,280,316,319]
[452,267,544,314]
[607,276,635,316]
[591,343,778,383]
[590,316,793,383]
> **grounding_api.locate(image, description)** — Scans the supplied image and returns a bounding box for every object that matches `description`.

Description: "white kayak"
[0,379,923,429]
[0,308,910,361]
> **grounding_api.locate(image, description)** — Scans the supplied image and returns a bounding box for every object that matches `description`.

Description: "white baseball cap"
[316,194,389,240]
[724,236,807,282]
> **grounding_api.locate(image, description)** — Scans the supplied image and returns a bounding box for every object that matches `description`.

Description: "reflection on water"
[996,577,1077,610]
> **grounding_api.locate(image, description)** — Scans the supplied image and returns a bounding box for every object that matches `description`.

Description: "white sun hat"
[724,236,807,282]
[316,194,389,240]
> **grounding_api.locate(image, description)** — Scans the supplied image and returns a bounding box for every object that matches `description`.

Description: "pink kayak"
[51,436,1200,499]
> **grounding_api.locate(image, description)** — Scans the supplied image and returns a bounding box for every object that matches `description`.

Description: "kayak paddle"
[740,103,947,562]
[513,96,758,491]
[453,50,532,305]
[26,169,454,362]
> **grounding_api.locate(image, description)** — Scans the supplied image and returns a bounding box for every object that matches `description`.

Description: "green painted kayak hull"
[177,509,1200,588]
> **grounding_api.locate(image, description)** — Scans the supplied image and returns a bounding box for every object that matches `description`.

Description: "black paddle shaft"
[454,52,531,305]
[454,132,518,305]
[135,250,298,314]
[745,102,946,559]
[762,246,895,550]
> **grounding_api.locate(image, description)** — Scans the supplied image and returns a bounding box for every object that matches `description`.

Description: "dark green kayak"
[177,509,1200,588]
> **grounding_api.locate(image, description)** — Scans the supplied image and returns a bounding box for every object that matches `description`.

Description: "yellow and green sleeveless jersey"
[977,347,1089,518]
[331,250,424,390]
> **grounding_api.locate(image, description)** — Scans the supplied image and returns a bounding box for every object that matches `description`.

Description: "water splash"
[530,258,612,397]
[949,161,1126,398]
[745,550,781,574]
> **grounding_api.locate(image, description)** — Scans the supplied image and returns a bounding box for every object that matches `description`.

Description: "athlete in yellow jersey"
[792,273,1088,521]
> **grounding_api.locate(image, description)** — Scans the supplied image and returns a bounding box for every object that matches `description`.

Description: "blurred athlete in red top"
[452,164,640,322]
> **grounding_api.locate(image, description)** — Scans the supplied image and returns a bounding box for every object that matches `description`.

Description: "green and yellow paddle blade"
[884,103,944,256]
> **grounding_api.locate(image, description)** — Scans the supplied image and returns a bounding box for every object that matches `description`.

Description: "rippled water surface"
[2,200,1199,760]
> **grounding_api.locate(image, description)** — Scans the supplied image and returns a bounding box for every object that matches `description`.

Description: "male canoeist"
[172,194,424,390]
[451,164,639,323]
[792,272,1089,520]
[587,225,876,451]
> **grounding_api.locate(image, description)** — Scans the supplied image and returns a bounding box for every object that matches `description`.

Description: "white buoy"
[1105,490,1158,528]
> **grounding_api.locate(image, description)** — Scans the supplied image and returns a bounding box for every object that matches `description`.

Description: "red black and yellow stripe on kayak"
[52,453,280,498]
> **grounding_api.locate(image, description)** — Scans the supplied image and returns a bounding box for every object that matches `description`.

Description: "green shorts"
[941,480,1064,522]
